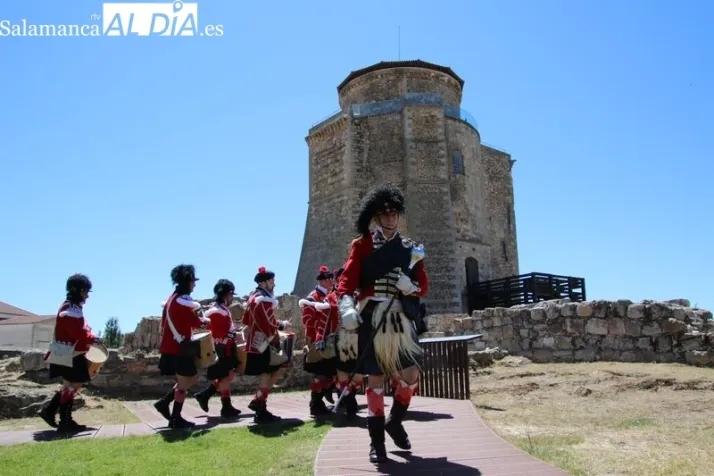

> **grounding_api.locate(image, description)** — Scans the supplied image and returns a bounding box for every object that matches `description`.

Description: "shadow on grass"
[247,418,305,438]
[31,426,100,443]
[473,404,506,412]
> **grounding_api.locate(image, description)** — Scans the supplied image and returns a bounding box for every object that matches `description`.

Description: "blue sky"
[1,0,712,335]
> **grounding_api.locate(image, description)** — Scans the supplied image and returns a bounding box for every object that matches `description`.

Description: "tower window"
[452,152,464,175]
[501,241,508,261]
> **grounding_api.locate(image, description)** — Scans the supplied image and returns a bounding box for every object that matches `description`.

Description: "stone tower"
[293,60,519,314]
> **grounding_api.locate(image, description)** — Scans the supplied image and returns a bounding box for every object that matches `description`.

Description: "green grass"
[0,421,329,476]
[510,434,590,476]
[614,416,657,429]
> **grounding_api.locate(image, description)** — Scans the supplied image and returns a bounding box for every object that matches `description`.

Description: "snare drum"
[85,342,109,379]
[192,331,218,368]
[280,331,295,361]
[320,333,337,360]
[235,342,247,375]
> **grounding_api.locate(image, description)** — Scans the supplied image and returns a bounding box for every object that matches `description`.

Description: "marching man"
[39,274,101,432]
[154,264,208,429]
[299,265,339,416]
[331,266,363,419]
[193,279,242,418]
[336,183,429,463]
[241,266,291,424]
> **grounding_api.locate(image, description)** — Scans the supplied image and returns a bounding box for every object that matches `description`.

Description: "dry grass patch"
[472,358,714,476]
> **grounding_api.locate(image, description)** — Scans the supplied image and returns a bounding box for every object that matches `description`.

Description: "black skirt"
[158,353,198,377]
[243,347,284,376]
[49,354,91,383]
[356,303,423,376]
[303,354,337,376]
[206,353,240,381]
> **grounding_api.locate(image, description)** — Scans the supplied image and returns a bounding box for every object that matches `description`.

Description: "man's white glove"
[396,273,419,295]
[314,302,331,311]
[338,295,360,330]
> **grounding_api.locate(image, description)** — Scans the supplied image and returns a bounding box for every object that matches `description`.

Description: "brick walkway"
[315,395,570,476]
[0,392,569,475]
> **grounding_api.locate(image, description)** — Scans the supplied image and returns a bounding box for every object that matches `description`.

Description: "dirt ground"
[471,357,714,476]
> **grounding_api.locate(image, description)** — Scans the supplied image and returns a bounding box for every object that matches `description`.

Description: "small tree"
[103,317,123,348]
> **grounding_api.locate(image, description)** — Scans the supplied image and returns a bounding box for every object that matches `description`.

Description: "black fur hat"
[316,265,333,281]
[333,267,345,281]
[171,264,199,287]
[213,279,235,300]
[254,266,275,284]
[355,183,405,235]
[66,274,92,295]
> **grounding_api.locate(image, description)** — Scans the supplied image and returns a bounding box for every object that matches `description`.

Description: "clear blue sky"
[1,0,712,335]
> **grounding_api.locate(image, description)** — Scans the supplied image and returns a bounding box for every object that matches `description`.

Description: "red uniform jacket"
[53,301,95,352]
[299,287,339,343]
[241,288,281,354]
[337,232,429,300]
[159,292,203,355]
[205,303,238,357]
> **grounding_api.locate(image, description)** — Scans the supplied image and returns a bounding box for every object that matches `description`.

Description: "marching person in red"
[193,279,242,418]
[336,183,429,463]
[242,266,291,424]
[39,274,101,432]
[154,264,208,429]
[330,266,363,419]
[299,265,339,416]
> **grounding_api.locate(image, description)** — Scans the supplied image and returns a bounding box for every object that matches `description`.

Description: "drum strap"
[164,294,185,344]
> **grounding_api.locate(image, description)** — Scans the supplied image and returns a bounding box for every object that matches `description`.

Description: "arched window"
[452,152,464,175]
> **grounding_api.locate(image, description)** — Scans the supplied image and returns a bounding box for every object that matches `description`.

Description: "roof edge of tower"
[337,60,465,92]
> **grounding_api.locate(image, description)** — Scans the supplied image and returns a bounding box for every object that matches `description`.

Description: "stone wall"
[338,66,463,110]
[481,145,519,280]
[17,348,311,399]
[427,298,714,366]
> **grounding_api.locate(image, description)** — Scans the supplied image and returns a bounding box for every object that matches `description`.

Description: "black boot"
[343,392,358,419]
[385,400,411,450]
[220,397,241,418]
[367,416,388,463]
[57,401,88,433]
[38,391,61,428]
[322,381,335,404]
[309,391,329,416]
[153,388,174,421]
[250,399,282,424]
[168,401,196,429]
[194,385,218,412]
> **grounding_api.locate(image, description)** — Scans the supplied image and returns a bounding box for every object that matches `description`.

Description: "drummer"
[38,274,102,432]
[299,265,339,416]
[154,264,209,429]
[241,266,291,424]
[193,279,242,418]
[332,266,363,419]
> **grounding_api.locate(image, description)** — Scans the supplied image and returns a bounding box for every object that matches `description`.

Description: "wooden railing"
[418,335,482,400]
[469,272,586,312]
[359,334,482,400]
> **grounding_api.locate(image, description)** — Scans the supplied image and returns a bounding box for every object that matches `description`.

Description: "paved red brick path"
[315,395,570,476]
[0,392,569,475]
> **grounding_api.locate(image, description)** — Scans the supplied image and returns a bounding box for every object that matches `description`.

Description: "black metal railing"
[469,272,586,312]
